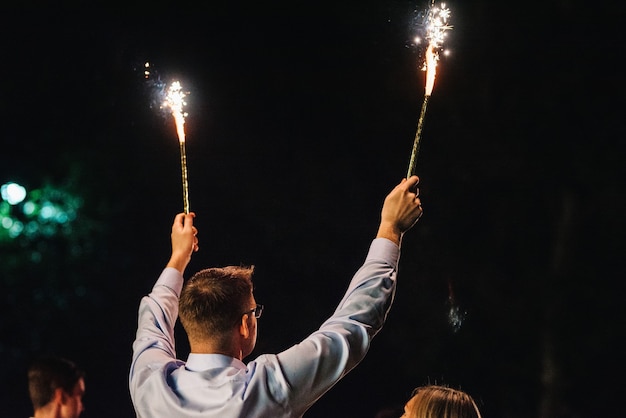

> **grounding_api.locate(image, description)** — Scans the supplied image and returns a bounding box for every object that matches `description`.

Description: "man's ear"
[239,314,250,339]
[54,387,66,404]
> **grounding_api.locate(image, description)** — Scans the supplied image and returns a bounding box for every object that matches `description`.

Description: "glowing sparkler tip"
[423,2,452,50]
[162,81,188,118]
[405,2,453,176]
[162,81,189,143]
[447,303,466,333]
[412,2,453,95]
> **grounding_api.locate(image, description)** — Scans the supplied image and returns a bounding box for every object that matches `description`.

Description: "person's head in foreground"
[179,265,260,359]
[28,356,86,418]
[401,385,482,418]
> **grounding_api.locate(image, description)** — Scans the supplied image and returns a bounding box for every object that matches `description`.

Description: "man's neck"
[33,404,61,418]
[190,339,243,360]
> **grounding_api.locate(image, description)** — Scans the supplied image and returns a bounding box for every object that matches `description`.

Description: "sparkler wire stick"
[405,2,451,178]
[179,140,190,214]
[407,95,430,178]
[164,81,190,214]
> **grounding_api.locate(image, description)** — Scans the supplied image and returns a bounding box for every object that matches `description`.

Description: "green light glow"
[0,181,83,242]
[1,182,27,205]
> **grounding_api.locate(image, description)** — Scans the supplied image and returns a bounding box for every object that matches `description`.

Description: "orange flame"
[424,44,437,96]
[163,81,187,143]
[173,111,186,143]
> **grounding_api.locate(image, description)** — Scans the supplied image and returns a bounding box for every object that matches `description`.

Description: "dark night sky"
[1,2,625,417]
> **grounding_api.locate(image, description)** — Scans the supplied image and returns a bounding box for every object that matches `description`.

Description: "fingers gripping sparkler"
[406,1,452,178]
[163,81,191,214]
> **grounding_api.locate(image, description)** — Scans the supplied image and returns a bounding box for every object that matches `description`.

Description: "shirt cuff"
[367,237,400,268]
[154,267,184,297]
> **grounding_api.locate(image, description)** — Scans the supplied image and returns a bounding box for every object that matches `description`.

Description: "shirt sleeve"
[129,268,185,397]
[248,237,401,415]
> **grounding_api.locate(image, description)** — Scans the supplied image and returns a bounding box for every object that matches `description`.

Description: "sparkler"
[406,1,452,178]
[163,81,190,214]
[446,279,466,332]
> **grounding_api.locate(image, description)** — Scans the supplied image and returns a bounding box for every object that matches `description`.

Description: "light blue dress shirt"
[130,238,400,417]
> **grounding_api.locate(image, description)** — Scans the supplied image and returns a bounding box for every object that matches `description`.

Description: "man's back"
[130,240,400,418]
[130,178,423,417]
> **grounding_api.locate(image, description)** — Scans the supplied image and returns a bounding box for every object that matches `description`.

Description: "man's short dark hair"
[179,266,254,340]
[28,356,85,409]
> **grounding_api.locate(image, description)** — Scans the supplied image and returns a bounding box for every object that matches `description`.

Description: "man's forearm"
[166,253,190,273]
[376,222,402,246]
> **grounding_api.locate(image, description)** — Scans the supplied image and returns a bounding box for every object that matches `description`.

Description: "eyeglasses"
[243,304,264,319]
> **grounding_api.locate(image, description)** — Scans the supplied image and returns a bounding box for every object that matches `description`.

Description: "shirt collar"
[185,353,247,372]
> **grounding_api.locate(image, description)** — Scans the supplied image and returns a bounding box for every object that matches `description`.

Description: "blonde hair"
[404,385,481,418]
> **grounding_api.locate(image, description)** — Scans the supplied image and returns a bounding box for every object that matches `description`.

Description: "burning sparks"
[162,80,191,214]
[139,62,193,213]
[143,62,151,79]
[418,2,452,95]
[446,280,466,333]
[406,1,452,178]
[414,3,451,49]
[163,81,188,144]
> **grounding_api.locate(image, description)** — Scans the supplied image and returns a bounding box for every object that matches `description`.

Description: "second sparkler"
[163,81,191,214]
[406,2,452,178]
